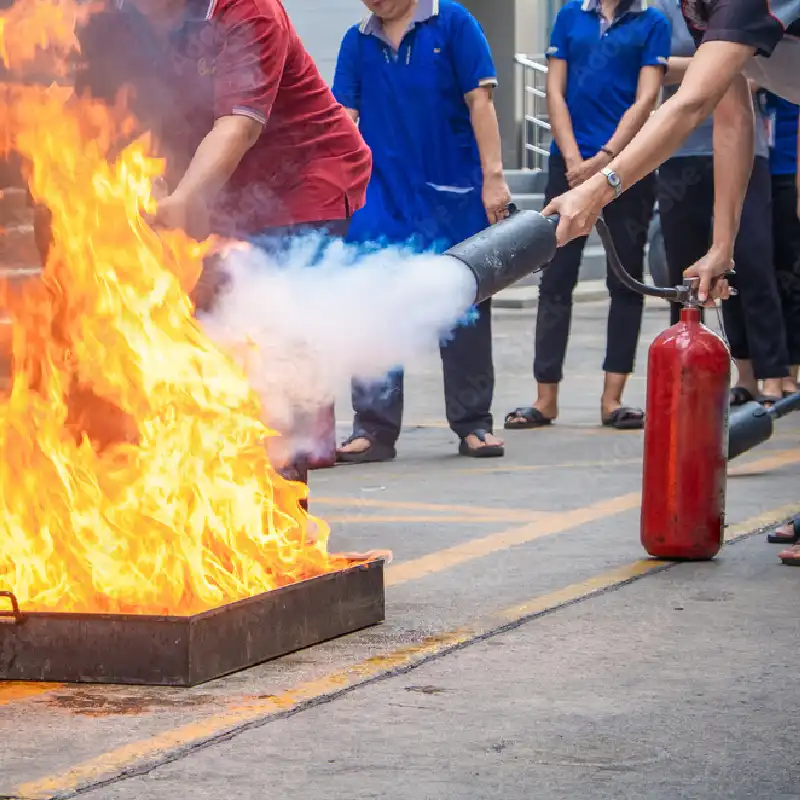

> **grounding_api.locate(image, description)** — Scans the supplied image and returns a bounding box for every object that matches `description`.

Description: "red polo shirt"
[208,0,371,236]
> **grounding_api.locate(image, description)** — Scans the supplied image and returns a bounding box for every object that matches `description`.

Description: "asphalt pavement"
[1,298,799,800]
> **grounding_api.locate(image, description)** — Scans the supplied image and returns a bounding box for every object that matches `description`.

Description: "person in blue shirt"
[505,0,669,432]
[653,0,790,406]
[331,0,511,462]
[767,93,800,384]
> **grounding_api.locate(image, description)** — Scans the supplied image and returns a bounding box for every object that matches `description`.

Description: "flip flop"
[335,434,396,464]
[767,515,800,544]
[458,429,504,458]
[601,406,645,430]
[504,407,553,430]
[778,543,800,566]
[757,395,782,408]
[730,387,756,406]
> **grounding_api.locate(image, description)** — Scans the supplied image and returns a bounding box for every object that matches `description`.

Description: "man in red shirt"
[134,0,372,239]
[53,0,373,481]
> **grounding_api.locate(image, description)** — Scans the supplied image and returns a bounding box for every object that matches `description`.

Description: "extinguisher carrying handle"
[595,216,734,306]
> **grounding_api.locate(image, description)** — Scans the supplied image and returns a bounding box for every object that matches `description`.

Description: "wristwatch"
[601,167,622,200]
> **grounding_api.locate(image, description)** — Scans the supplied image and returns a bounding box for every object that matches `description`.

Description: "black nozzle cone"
[444,209,559,305]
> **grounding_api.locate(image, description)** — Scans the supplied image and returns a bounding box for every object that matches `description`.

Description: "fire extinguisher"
[596,218,732,561]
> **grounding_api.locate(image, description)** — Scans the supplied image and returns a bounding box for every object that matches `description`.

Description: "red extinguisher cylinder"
[641,306,731,560]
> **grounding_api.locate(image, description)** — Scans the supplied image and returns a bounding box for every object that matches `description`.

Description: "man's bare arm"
[465,87,504,184]
[173,115,263,203]
[663,55,693,86]
[602,41,756,203]
[711,73,755,261]
[465,86,511,224]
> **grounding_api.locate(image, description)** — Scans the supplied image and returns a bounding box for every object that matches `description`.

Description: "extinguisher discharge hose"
[595,216,683,302]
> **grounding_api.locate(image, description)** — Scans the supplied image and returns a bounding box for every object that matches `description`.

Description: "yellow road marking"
[16,501,795,800]
[0,682,62,707]
[326,514,527,524]
[385,493,641,586]
[313,496,545,520]
[728,449,800,476]
[457,458,642,474]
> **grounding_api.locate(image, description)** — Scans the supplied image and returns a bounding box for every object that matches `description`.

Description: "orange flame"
[0,61,356,613]
[0,0,98,77]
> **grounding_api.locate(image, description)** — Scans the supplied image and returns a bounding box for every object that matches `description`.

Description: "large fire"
[0,0,354,615]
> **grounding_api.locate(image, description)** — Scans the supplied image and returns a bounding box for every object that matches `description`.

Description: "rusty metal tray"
[0,559,385,687]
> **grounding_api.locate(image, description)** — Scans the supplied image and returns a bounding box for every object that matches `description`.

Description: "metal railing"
[515,54,550,172]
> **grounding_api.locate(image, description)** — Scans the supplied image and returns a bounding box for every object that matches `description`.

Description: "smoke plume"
[199,233,478,440]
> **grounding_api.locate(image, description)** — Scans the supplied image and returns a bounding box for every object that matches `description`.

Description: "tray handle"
[0,591,24,625]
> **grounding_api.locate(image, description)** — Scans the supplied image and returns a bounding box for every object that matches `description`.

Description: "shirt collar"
[581,0,647,16]
[359,0,439,36]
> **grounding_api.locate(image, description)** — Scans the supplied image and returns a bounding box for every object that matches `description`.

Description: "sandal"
[757,395,782,408]
[767,515,800,544]
[601,406,644,430]
[504,407,553,430]
[458,429,504,458]
[778,543,800,566]
[335,434,396,464]
[730,387,756,406]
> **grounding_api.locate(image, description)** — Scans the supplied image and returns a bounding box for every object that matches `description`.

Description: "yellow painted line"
[728,449,800,476]
[14,502,798,800]
[0,682,62,707]
[385,492,641,586]
[325,514,525,524]
[457,458,642,475]
[313,496,546,520]
[495,559,666,622]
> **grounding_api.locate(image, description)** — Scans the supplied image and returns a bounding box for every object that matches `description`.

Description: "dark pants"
[350,299,494,445]
[772,172,800,365]
[534,154,654,383]
[657,155,788,379]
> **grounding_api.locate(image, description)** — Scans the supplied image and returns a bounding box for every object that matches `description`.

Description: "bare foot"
[761,378,784,401]
[336,436,371,456]
[463,432,504,449]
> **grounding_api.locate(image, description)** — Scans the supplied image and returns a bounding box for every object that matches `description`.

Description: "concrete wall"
[460,0,550,168]
[282,0,364,83]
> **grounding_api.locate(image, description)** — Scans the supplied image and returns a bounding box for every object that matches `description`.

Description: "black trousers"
[534,154,654,383]
[657,155,788,379]
[350,299,494,446]
[772,172,800,364]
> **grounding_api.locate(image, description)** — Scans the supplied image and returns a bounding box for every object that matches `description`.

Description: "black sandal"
[767,515,800,544]
[601,406,645,430]
[335,434,396,464]
[730,387,756,406]
[504,407,553,430]
[458,429,504,458]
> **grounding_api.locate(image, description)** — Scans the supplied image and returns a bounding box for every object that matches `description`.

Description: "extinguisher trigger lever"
[677,276,702,307]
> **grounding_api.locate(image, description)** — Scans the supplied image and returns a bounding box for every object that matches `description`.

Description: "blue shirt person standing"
[332,0,510,463]
[505,0,669,432]
[766,92,800,387]
[653,0,790,405]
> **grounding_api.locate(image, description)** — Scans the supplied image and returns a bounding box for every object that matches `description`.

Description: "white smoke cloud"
[199,233,478,445]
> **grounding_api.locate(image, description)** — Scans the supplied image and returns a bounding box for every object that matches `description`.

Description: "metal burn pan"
[0,559,385,687]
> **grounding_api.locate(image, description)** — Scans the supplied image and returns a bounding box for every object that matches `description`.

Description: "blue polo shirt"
[332,0,497,250]
[765,92,799,176]
[546,0,671,160]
